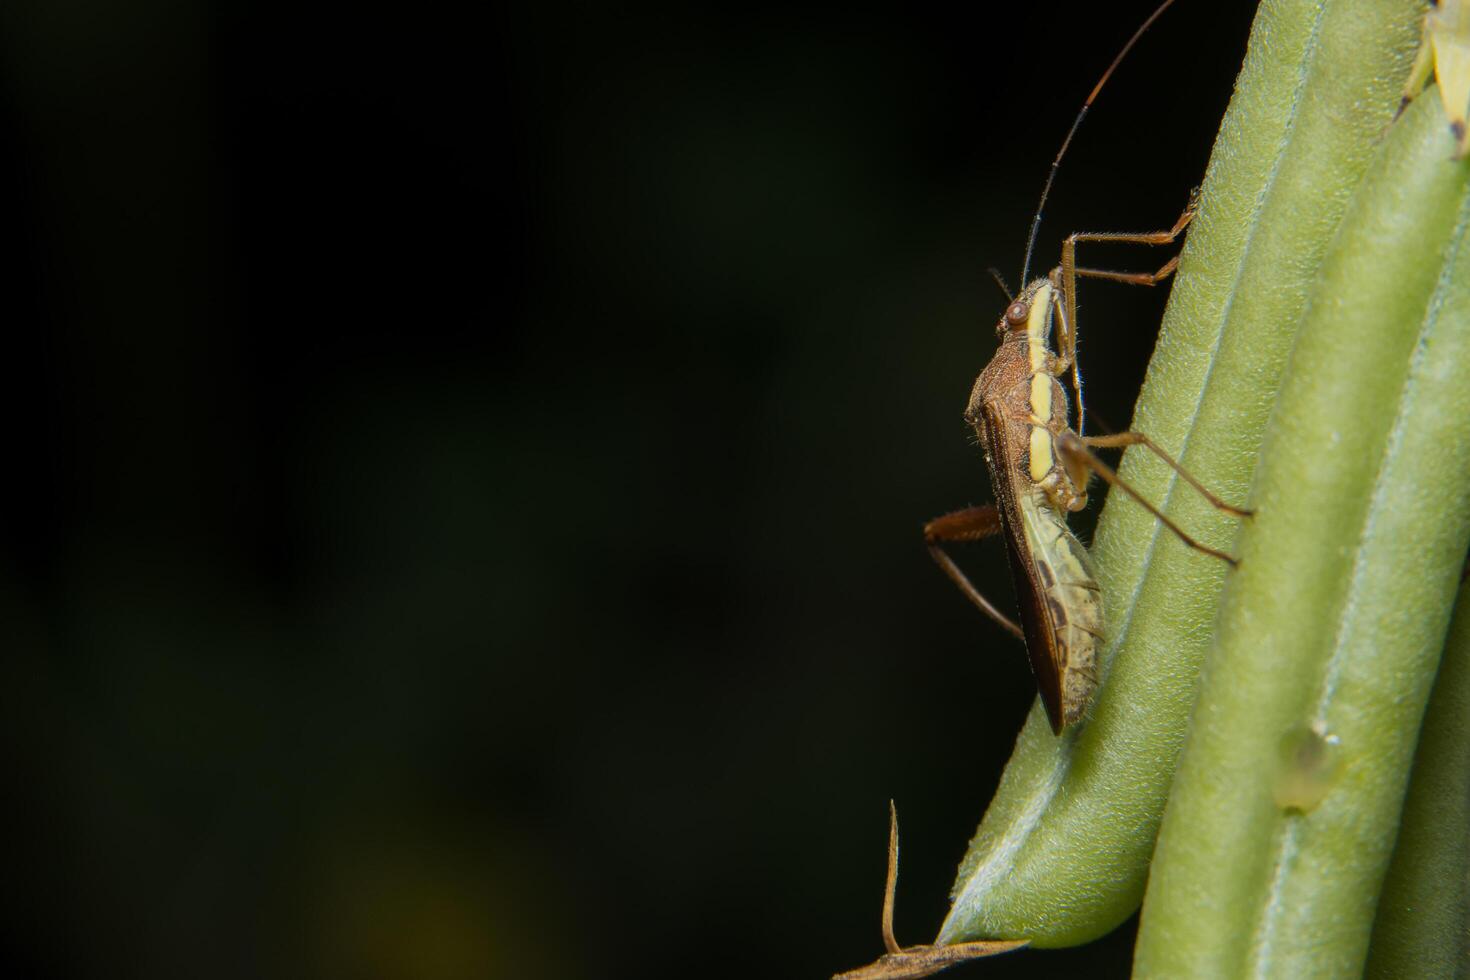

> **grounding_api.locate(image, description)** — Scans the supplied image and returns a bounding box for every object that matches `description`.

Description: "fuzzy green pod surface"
[938,0,1422,949]
[1365,580,1470,980]
[1133,90,1470,979]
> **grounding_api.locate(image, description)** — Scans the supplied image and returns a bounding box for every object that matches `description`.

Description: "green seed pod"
[1134,90,1470,979]
[1365,580,1470,980]
[938,0,1422,948]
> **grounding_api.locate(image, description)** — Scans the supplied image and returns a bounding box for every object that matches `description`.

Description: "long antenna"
[1018,0,1179,287]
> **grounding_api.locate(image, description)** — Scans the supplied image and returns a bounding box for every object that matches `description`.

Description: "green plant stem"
[1134,90,1470,980]
[939,0,1420,948]
[1364,578,1470,979]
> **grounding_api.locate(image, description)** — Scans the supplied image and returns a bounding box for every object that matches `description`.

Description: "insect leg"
[924,505,1024,639]
[1059,191,1200,334]
[1053,191,1201,437]
[1054,431,1240,566]
[1398,8,1436,119]
[1081,431,1252,517]
[1397,4,1470,156]
[1073,254,1183,286]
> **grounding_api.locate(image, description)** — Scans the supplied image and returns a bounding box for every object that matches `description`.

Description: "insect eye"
[1005,301,1029,325]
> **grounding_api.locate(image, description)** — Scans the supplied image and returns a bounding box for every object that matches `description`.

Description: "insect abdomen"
[1021,492,1103,728]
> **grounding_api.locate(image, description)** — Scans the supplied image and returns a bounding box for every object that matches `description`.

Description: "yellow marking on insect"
[1404,0,1470,157]
[1028,376,1054,482]
[1026,281,1054,373]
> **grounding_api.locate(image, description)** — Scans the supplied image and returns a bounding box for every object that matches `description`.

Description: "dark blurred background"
[0,2,1256,977]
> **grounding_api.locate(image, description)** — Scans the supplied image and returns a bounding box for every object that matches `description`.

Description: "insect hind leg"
[924,505,1024,640]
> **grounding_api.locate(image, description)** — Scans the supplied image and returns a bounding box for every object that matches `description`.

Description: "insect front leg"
[1052,190,1202,437]
[1059,189,1200,326]
[1069,199,1198,284]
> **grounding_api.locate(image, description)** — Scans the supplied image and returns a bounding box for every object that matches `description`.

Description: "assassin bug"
[923,0,1250,734]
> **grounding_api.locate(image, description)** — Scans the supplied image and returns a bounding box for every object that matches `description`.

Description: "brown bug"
[923,0,1249,734]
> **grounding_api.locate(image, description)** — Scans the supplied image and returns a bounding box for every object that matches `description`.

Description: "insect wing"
[979,402,1068,732]
[1015,490,1103,731]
